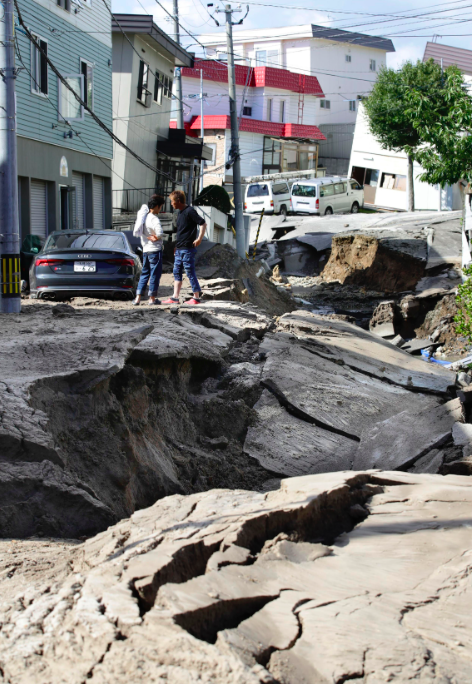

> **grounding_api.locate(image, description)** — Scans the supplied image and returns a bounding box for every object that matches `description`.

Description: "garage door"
[72,172,85,229]
[30,180,48,239]
[93,176,104,229]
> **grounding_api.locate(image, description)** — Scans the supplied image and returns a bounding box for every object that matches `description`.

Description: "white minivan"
[291,177,364,215]
[244,180,292,216]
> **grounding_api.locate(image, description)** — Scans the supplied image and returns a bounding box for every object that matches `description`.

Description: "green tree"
[363,59,472,211]
[404,64,472,193]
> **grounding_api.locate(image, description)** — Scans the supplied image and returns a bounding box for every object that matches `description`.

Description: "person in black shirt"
[162,190,207,305]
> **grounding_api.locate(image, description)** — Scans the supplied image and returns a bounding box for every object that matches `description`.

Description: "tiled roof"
[181,60,324,96]
[423,41,472,75]
[184,115,326,140]
[310,25,395,52]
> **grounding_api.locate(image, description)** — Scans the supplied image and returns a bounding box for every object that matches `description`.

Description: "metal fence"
[112,188,157,214]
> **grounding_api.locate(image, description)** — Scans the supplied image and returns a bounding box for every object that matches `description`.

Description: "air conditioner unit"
[144,90,152,108]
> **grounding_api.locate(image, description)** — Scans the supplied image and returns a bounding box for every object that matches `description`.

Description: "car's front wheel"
[351,202,360,214]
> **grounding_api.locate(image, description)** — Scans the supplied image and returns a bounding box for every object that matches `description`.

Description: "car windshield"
[247,184,269,197]
[45,233,127,251]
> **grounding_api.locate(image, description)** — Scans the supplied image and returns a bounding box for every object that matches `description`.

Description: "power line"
[14,0,183,185]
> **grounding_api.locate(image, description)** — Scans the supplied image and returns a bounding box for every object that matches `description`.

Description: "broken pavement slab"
[353,398,463,471]
[277,310,455,394]
[2,471,472,683]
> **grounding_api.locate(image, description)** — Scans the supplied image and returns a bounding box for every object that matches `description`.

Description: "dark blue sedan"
[29,230,142,301]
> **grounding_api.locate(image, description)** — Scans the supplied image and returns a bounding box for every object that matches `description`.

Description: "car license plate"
[74,261,96,272]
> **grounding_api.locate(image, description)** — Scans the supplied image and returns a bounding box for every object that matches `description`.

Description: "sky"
[111,0,472,69]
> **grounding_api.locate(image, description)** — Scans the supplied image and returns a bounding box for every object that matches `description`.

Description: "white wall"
[112,34,176,196]
[224,130,264,178]
[181,77,319,125]
[204,31,388,125]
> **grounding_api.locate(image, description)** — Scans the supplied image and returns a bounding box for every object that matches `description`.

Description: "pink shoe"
[162,297,179,304]
[186,298,201,305]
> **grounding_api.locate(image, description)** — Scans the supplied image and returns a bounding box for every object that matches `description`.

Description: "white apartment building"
[178,59,326,186]
[201,25,395,126]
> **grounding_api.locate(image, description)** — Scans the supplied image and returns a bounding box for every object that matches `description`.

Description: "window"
[320,99,330,109]
[58,74,84,121]
[292,185,316,197]
[267,98,272,122]
[272,182,289,195]
[365,168,379,187]
[137,60,150,105]
[255,50,266,66]
[263,137,281,174]
[80,60,93,110]
[350,180,362,190]
[345,54,351,62]
[45,233,126,251]
[247,184,269,197]
[57,0,71,10]
[160,74,172,99]
[280,100,285,123]
[320,184,334,197]
[349,100,356,112]
[267,50,279,67]
[380,173,406,191]
[334,182,347,194]
[154,73,163,104]
[31,35,48,95]
[204,143,217,167]
[370,59,376,71]
[243,106,252,116]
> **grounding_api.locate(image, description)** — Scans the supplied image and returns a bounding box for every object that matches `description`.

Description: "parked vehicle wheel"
[351,202,360,214]
[280,204,288,217]
[324,206,333,215]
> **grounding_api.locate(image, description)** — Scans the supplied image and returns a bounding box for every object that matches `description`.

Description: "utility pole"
[0,0,21,313]
[215,3,246,259]
[173,0,184,129]
[199,68,204,194]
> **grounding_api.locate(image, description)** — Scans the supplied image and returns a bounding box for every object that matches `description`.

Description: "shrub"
[455,264,472,342]
[194,185,232,214]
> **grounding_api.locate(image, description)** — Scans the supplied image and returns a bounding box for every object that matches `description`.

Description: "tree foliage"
[455,264,472,343]
[364,59,472,187]
[194,185,232,214]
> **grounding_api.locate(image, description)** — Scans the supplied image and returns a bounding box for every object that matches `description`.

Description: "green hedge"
[194,185,232,214]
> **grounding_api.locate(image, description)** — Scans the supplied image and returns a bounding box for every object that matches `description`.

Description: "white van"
[244,180,292,216]
[291,177,364,215]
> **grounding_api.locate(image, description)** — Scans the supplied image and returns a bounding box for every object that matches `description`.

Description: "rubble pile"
[195,243,296,316]
[2,470,472,683]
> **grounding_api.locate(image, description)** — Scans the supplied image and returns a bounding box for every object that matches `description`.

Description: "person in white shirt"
[132,195,165,305]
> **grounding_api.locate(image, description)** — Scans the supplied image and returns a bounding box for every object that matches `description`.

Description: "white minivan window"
[320,184,334,197]
[292,185,316,197]
[334,182,346,194]
[247,184,269,197]
[273,182,289,195]
[350,180,362,190]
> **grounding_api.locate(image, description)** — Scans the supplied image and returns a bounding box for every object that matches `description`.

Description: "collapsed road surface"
[0,298,463,538]
[1,470,472,683]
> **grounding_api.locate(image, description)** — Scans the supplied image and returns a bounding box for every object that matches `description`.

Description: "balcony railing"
[112,188,157,215]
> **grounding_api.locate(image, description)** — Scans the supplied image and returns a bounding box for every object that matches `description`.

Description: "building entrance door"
[60,186,75,230]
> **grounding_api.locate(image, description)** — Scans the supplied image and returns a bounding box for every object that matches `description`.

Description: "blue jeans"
[137,251,162,296]
[173,248,200,294]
